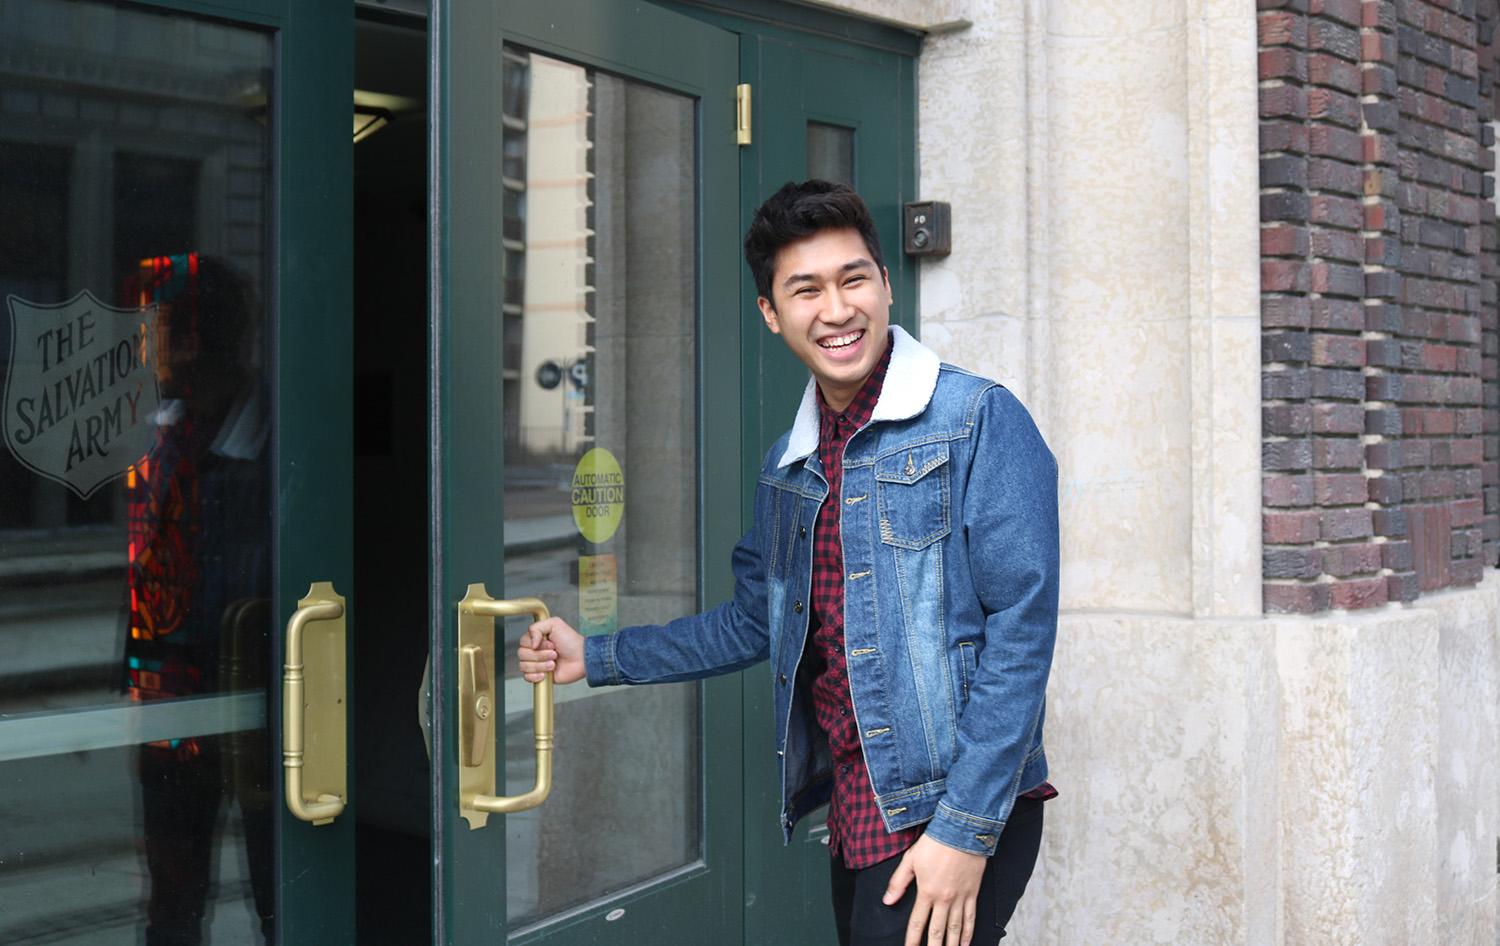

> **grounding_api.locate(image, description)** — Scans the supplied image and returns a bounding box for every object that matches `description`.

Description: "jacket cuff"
[922,802,1005,857]
[583,633,620,686]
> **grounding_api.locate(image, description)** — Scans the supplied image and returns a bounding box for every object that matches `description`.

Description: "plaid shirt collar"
[815,332,893,439]
[780,326,938,469]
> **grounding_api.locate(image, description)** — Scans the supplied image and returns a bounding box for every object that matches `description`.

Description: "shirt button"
[840,707,848,717]
[840,764,850,775]
[794,600,804,613]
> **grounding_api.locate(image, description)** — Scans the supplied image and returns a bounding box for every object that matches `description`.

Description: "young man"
[518,181,1058,946]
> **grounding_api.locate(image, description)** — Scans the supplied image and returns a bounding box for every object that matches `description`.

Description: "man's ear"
[881,267,894,305]
[757,296,782,335]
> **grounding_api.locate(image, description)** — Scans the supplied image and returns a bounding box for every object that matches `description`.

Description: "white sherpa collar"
[776,325,941,469]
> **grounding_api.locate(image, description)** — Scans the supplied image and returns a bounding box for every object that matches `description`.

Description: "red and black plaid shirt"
[807,336,921,868]
[806,333,1054,869]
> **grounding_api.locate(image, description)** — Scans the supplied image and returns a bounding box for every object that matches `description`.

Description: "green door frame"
[431,2,742,943]
[166,0,356,942]
[264,0,357,941]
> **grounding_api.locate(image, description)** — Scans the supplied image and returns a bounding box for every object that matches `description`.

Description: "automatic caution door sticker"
[570,447,624,543]
[4,290,162,498]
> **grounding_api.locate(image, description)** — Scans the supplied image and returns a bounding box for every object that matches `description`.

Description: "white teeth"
[821,330,863,350]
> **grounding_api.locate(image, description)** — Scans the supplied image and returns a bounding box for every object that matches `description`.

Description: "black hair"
[186,255,255,363]
[743,180,885,308]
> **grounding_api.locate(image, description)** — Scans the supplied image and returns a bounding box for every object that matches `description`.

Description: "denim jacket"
[584,327,1058,857]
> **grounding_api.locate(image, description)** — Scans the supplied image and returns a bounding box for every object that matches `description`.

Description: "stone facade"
[823,0,1499,942]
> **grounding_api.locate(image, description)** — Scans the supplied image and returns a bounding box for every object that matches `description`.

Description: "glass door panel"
[0,1,353,944]
[495,48,702,930]
[0,3,277,943]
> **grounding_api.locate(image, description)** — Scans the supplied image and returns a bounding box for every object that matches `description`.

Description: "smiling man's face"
[757,226,893,412]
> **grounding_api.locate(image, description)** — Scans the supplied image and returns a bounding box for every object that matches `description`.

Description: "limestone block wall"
[1009,579,1498,945]
[818,0,1500,941]
[897,0,1264,620]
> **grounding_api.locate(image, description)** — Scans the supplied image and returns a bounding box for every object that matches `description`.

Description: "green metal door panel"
[433,1,742,943]
[743,42,918,946]
[272,2,357,943]
[431,4,505,946]
[670,12,918,946]
[744,33,918,466]
[732,31,918,946]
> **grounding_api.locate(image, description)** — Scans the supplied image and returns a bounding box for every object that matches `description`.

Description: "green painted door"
[0,1,354,945]
[733,23,920,946]
[740,30,919,465]
[432,1,743,943]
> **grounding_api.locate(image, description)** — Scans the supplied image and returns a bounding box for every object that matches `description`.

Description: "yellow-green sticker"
[571,447,624,543]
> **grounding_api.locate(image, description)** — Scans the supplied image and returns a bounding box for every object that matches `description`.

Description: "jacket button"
[799,526,807,538]
[793,600,803,613]
[779,673,788,685]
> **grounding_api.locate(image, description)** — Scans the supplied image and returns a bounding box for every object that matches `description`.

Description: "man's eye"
[846,275,866,286]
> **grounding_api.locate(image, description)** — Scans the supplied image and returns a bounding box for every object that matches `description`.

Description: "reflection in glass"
[126,254,274,945]
[0,2,275,943]
[1,746,268,945]
[498,49,702,930]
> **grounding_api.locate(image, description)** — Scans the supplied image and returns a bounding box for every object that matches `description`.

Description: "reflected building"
[0,4,275,945]
[493,46,703,929]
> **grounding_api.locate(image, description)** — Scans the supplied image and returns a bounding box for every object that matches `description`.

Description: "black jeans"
[829,796,1045,946]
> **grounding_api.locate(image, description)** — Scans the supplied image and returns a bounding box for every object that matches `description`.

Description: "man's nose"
[825,288,853,322]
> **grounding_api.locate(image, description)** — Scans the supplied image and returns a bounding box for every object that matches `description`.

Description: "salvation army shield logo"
[4,290,162,498]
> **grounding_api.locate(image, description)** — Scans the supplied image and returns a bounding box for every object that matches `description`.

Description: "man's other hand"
[883,833,988,946]
[517,617,585,685]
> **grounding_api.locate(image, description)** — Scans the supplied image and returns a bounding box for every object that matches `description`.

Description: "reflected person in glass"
[126,254,275,946]
[520,181,1058,946]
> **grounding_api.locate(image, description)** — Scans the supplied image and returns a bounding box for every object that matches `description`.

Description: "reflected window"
[0,142,71,529]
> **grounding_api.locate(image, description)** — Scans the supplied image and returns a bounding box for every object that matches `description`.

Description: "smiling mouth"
[819,329,864,351]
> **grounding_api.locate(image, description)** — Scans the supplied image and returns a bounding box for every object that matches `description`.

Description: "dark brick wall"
[1260,0,1500,613]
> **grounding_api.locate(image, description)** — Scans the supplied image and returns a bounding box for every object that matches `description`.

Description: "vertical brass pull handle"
[283,582,348,824]
[457,585,552,829]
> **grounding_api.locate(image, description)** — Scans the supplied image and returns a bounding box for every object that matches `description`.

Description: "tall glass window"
[0,2,276,943]
[498,48,703,932]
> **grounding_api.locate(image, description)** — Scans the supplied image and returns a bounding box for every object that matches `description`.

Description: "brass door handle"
[457,585,553,829]
[282,582,347,824]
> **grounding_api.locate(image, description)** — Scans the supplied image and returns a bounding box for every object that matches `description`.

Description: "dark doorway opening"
[352,11,431,946]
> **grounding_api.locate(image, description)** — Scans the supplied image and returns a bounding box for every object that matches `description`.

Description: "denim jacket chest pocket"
[875,442,951,549]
